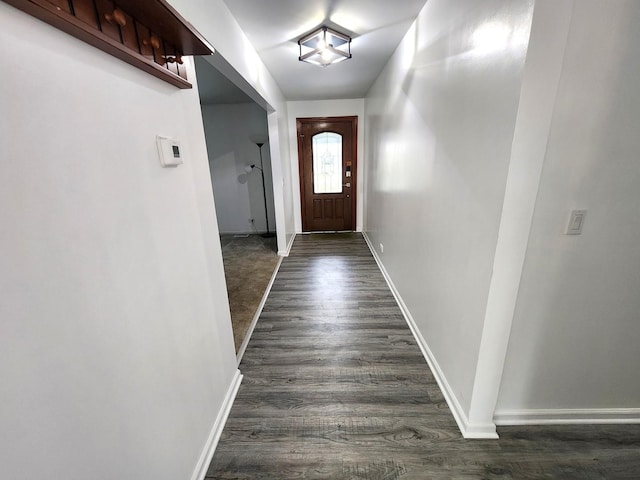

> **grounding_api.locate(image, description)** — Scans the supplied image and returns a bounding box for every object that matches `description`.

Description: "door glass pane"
[312,132,342,194]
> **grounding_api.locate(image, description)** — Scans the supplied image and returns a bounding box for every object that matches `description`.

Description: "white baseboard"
[236,255,284,365]
[494,408,640,426]
[219,230,252,235]
[362,232,497,439]
[190,369,243,480]
[278,233,296,257]
[220,230,267,236]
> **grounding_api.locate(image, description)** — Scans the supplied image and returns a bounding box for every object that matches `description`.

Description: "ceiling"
[220,0,428,101]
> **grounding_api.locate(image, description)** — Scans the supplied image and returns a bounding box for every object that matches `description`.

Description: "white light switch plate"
[566,209,586,235]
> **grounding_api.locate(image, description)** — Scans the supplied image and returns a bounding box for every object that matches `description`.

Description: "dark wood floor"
[207,233,640,479]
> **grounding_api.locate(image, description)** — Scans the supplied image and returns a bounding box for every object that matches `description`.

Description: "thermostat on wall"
[156,135,183,168]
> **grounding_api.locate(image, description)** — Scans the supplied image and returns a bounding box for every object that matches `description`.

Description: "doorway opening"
[297,116,358,232]
[195,57,279,357]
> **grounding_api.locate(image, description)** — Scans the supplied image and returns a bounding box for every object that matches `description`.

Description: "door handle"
[342,182,351,187]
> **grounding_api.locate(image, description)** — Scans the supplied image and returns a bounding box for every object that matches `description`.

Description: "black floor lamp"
[245,140,275,238]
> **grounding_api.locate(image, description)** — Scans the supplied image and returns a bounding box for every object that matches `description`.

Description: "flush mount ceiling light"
[298,26,352,67]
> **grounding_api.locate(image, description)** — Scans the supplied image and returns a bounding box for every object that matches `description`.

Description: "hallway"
[206,234,640,479]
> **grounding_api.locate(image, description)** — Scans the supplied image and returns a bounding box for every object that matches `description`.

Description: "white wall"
[268,107,296,255]
[497,0,640,417]
[169,0,295,253]
[286,99,365,232]
[201,103,275,234]
[0,4,238,479]
[463,0,575,431]
[364,0,534,435]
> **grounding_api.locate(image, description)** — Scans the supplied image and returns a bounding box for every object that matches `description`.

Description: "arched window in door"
[312,132,342,194]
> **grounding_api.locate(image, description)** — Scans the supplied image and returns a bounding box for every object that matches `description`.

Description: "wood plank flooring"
[207,233,640,479]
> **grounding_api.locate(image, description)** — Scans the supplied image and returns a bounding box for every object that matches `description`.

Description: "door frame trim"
[296,116,358,232]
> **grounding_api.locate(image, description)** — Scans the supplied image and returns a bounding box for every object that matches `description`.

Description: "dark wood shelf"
[114,0,212,56]
[4,0,214,88]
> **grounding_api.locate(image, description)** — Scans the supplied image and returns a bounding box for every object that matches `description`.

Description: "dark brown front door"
[297,116,357,232]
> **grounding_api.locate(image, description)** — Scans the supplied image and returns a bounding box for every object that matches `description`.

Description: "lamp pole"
[255,142,272,237]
